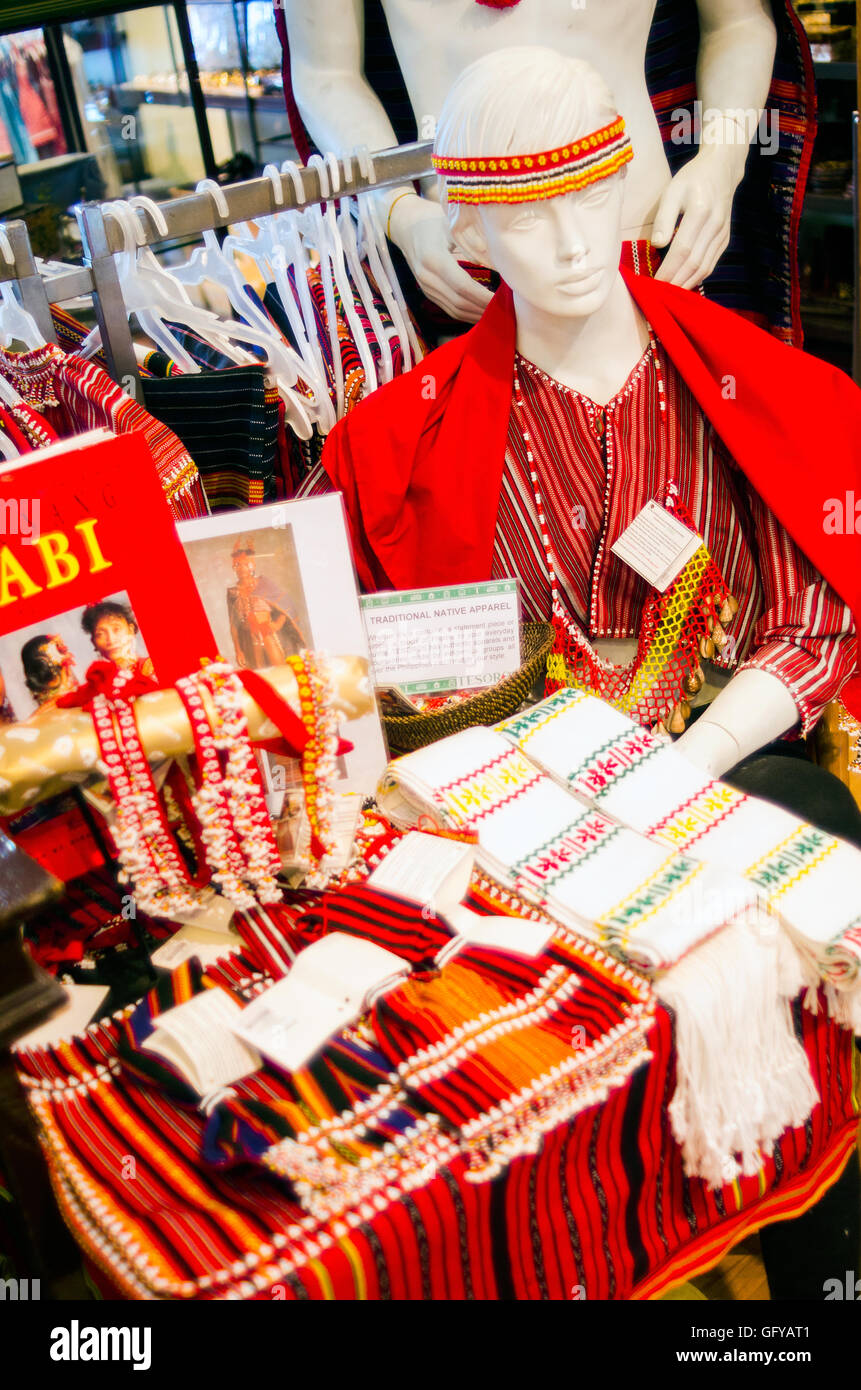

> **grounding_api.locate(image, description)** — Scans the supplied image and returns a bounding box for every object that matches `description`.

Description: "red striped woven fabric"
[0,342,207,520]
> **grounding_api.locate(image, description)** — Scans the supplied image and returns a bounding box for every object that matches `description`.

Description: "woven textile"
[378,725,755,972]
[142,365,279,510]
[498,688,861,1027]
[500,344,854,735]
[13,950,856,1299]
[379,731,827,1183]
[0,341,206,520]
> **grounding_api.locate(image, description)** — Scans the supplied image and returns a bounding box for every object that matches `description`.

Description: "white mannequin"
[285,0,777,321]
[435,47,798,778]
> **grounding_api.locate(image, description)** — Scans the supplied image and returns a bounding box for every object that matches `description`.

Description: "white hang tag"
[368,830,474,910]
[436,904,554,962]
[610,500,702,592]
[368,831,552,960]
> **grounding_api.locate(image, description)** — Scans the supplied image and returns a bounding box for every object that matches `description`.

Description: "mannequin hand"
[652,144,744,289]
[675,669,799,778]
[388,194,494,323]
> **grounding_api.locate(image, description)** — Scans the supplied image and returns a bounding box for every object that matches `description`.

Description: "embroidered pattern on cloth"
[381,725,821,1184]
[498,687,861,1029]
[499,339,855,738]
[378,724,754,973]
[512,357,735,730]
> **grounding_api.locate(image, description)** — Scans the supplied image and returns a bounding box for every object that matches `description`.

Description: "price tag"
[610,501,702,592]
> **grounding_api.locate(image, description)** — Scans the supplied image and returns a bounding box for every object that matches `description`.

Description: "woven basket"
[381,621,554,754]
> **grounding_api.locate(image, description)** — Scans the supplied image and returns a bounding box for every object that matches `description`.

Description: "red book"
[0,429,217,877]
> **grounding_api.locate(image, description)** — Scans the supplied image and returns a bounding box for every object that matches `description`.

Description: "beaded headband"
[432,117,632,205]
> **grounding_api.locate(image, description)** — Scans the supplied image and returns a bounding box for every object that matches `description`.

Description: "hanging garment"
[0,342,207,521]
[0,399,56,451]
[142,364,280,510]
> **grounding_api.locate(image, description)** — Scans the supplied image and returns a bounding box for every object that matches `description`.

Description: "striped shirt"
[500,346,855,735]
[302,341,855,734]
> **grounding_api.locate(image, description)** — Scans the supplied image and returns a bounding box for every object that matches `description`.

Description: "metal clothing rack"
[75,139,435,389]
[0,218,96,346]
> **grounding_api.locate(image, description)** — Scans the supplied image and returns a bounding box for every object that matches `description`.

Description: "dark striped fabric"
[647,0,814,344]
[142,365,279,510]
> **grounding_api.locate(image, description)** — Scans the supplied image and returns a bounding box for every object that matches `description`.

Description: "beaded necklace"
[511,334,736,732]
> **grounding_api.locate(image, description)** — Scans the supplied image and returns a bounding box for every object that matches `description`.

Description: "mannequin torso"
[383,0,666,237]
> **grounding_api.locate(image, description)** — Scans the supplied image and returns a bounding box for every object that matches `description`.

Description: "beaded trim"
[176,670,267,910]
[194,662,284,904]
[90,668,200,919]
[285,652,340,887]
[433,118,633,205]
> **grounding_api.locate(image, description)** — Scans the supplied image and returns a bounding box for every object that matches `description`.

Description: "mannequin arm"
[282,0,491,322]
[675,668,800,778]
[654,0,777,288]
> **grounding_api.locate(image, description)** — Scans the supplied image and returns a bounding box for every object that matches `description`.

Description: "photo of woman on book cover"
[0,591,152,721]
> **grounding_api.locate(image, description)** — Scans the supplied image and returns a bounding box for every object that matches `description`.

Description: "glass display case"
[64,6,210,200]
[186,1,290,170]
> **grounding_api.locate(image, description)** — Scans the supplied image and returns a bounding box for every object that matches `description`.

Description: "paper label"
[368,830,474,913]
[361,580,521,694]
[610,501,701,592]
[146,988,261,1093]
[231,933,410,1072]
[151,929,238,970]
[442,904,554,960]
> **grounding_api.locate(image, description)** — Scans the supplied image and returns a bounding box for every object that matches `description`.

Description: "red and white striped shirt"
[301,340,856,735]
[498,344,855,735]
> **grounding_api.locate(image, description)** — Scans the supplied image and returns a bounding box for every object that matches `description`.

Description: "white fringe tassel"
[776,927,861,1034]
[657,910,818,1189]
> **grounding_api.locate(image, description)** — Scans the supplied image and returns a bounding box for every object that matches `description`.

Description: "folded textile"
[377,726,755,972]
[246,874,653,1184]
[379,727,818,1183]
[498,689,861,1027]
[115,955,449,1226]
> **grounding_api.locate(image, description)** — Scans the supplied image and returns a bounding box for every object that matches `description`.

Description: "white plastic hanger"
[98,198,317,437]
[296,156,344,417]
[354,154,421,368]
[275,159,338,429]
[222,167,334,432]
[338,196,393,383]
[142,185,316,439]
[0,223,46,352]
[314,151,378,394]
[172,180,288,342]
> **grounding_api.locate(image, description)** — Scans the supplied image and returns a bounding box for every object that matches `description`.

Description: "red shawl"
[322,269,861,718]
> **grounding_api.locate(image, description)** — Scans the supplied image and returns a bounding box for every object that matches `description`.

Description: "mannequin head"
[435,48,628,318]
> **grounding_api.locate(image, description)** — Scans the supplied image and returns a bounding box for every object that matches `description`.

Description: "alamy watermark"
[670,103,779,157]
[0,497,40,543]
